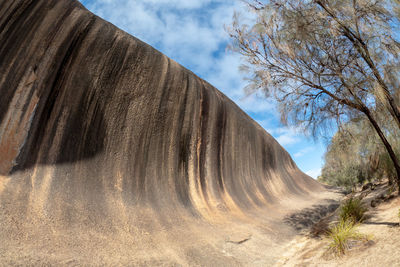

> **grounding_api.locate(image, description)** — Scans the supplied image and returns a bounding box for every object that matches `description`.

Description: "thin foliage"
[228,0,400,188]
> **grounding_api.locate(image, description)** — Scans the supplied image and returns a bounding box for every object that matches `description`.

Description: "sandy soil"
[275,187,400,267]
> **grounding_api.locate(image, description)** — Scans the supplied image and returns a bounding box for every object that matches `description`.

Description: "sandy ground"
[275,186,400,267]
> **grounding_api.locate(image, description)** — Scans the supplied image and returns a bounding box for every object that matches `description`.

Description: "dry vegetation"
[276,182,400,266]
[327,219,368,256]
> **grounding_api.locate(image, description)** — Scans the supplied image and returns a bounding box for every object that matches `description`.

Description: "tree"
[319,117,400,189]
[228,0,400,190]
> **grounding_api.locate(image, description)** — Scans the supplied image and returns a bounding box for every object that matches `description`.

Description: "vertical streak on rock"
[21,16,96,171]
[198,85,210,206]
[0,68,38,175]
[216,98,227,194]
[175,74,192,209]
[0,0,44,123]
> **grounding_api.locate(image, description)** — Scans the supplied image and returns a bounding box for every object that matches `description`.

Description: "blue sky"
[79,0,326,178]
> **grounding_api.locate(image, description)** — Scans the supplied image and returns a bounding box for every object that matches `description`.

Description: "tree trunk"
[363,109,400,193]
[388,175,394,186]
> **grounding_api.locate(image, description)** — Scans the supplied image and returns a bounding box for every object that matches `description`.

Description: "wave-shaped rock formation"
[0,0,327,265]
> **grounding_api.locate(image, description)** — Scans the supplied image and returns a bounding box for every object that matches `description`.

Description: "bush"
[328,219,365,256]
[339,197,367,223]
[319,164,363,192]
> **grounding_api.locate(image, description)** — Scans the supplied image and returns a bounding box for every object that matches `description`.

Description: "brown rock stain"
[0,68,38,175]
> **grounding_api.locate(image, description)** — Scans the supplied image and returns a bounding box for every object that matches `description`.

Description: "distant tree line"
[318,116,400,190]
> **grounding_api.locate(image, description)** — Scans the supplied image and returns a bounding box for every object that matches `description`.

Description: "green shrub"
[328,219,365,256]
[339,197,367,223]
[319,164,363,192]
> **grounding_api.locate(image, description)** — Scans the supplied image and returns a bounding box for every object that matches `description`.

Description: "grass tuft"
[328,219,366,256]
[339,197,367,223]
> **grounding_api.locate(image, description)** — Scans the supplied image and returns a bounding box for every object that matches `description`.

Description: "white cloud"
[276,134,300,146]
[305,168,321,179]
[136,0,218,9]
[294,147,313,158]
[268,126,302,146]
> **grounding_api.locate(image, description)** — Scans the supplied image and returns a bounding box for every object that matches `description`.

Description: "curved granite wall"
[0,0,324,265]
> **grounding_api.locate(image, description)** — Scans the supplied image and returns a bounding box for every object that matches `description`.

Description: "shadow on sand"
[283,199,339,232]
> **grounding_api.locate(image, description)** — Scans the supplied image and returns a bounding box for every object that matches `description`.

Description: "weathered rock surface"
[0,0,328,265]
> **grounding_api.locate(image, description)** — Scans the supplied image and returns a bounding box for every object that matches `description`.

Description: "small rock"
[362,183,372,191]
[371,199,380,207]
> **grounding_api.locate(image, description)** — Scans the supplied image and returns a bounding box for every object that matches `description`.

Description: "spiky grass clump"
[339,197,367,223]
[328,219,365,256]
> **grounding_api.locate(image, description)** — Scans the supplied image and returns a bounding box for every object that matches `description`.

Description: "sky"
[79,0,327,179]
